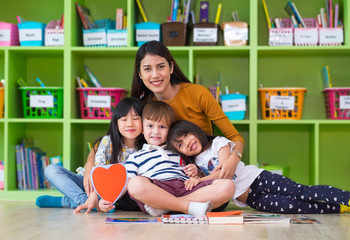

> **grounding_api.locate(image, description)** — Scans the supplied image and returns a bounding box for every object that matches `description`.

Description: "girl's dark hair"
[166,120,215,164]
[93,97,145,164]
[131,40,191,105]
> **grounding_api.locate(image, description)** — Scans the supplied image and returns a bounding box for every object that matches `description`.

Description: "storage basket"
[323,88,350,119]
[83,19,109,47]
[18,21,46,46]
[193,22,218,46]
[221,93,247,120]
[76,87,127,119]
[269,18,293,46]
[19,87,63,118]
[294,18,318,46]
[107,20,127,47]
[258,88,307,120]
[0,87,4,118]
[161,22,187,46]
[0,22,20,46]
[45,20,64,46]
[134,22,161,47]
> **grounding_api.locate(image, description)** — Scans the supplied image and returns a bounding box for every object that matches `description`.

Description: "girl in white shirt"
[167,120,350,214]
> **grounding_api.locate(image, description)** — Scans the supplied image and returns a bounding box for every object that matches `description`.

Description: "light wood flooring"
[0,200,349,240]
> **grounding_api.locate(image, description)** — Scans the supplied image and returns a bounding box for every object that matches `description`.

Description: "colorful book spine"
[172,0,179,22]
[84,65,103,88]
[200,1,209,22]
[15,145,23,190]
[334,4,339,28]
[116,8,124,30]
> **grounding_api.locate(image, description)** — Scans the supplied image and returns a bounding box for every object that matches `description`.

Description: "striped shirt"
[124,144,188,181]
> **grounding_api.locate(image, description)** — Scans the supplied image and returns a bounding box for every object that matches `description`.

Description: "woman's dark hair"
[131,40,191,105]
[93,97,145,163]
[166,120,215,164]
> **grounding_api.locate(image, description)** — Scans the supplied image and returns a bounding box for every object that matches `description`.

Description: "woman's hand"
[184,177,200,191]
[99,199,115,213]
[183,164,198,178]
[73,191,100,214]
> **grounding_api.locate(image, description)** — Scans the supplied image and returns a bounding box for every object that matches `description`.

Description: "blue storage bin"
[83,19,109,47]
[134,22,161,46]
[18,21,46,46]
[220,93,247,120]
[107,21,127,47]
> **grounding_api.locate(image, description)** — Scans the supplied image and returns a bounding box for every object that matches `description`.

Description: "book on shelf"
[206,210,243,225]
[84,65,103,88]
[15,138,53,190]
[284,1,306,28]
[243,214,290,224]
[161,214,208,224]
[75,2,97,29]
[116,8,124,30]
[105,217,161,224]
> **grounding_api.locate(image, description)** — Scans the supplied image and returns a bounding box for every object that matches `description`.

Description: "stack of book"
[15,138,51,190]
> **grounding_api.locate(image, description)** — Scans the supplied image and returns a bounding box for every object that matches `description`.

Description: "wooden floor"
[0,200,349,240]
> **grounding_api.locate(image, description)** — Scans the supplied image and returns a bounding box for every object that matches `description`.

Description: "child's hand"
[183,164,198,178]
[99,199,115,212]
[185,177,200,191]
[73,191,100,214]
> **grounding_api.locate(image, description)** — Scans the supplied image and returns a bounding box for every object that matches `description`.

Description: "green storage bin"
[20,87,63,118]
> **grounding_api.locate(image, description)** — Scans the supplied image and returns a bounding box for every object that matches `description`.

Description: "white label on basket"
[136,29,160,42]
[319,29,343,44]
[270,96,295,110]
[84,32,107,46]
[294,29,318,44]
[222,99,246,112]
[45,33,64,46]
[269,31,293,46]
[224,28,248,41]
[0,29,11,41]
[19,29,42,41]
[107,32,127,46]
[87,95,111,108]
[193,28,217,42]
[30,95,54,108]
[340,96,350,109]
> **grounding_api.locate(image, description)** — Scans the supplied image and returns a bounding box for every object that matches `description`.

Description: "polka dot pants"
[246,170,350,214]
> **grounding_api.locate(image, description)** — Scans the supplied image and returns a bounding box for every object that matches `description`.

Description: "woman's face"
[138,54,174,98]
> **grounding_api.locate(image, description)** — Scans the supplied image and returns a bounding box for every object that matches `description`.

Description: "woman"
[131,40,244,179]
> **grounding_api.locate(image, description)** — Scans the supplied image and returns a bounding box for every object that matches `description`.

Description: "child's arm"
[212,140,243,179]
[83,150,95,195]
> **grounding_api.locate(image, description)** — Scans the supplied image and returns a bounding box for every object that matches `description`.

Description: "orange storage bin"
[258,88,307,120]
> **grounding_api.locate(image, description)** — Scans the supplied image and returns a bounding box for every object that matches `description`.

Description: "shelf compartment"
[7,49,64,119]
[7,122,63,190]
[70,122,109,171]
[72,0,128,47]
[258,49,350,120]
[319,124,350,191]
[258,124,314,185]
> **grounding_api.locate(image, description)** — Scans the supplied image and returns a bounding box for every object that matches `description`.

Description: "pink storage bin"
[323,88,350,119]
[45,20,64,46]
[77,87,127,119]
[0,22,20,46]
[294,18,318,46]
[269,18,293,46]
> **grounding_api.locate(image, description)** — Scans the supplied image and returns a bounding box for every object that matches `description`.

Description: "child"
[167,120,350,214]
[36,97,145,213]
[107,101,235,216]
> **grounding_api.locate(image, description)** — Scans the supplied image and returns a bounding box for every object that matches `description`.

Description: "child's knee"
[44,164,62,180]
[127,176,148,198]
[214,179,235,198]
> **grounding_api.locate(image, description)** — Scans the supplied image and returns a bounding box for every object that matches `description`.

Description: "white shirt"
[124,144,188,181]
[195,136,263,207]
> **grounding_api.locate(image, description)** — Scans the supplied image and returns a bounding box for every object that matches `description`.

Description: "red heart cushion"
[91,164,128,204]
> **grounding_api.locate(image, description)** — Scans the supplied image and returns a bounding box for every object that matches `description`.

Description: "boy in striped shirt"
[124,101,235,216]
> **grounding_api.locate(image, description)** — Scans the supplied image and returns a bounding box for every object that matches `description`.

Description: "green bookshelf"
[0,0,350,200]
